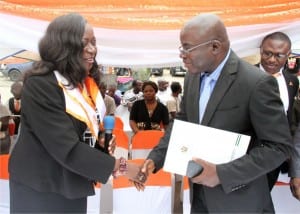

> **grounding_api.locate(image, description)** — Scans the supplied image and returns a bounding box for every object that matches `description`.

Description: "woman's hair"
[24,13,100,87]
[142,81,158,93]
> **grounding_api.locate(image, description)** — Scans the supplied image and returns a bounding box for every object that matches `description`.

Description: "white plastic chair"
[0,154,10,214]
[87,183,101,214]
[112,159,174,214]
[130,130,164,159]
[182,176,191,214]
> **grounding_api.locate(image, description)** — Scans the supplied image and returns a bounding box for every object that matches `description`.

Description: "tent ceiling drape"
[0,0,300,68]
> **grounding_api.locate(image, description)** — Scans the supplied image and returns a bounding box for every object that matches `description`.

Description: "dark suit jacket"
[9,71,115,199]
[290,123,300,178]
[283,69,299,124]
[255,63,299,127]
[148,51,293,212]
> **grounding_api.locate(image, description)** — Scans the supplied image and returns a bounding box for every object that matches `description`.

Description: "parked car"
[0,61,34,81]
[113,67,134,93]
[170,66,186,76]
[151,68,163,76]
[114,67,132,76]
[117,76,134,93]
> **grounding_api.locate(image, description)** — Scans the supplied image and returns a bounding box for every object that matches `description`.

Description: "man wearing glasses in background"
[256,32,299,191]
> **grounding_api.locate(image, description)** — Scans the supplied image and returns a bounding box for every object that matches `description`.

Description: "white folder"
[163,119,250,176]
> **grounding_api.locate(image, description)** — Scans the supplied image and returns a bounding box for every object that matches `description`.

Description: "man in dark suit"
[290,122,300,201]
[135,14,293,213]
[256,32,299,127]
[256,32,299,191]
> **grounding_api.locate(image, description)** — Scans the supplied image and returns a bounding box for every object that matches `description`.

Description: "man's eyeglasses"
[179,40,212,55]
[261,50,289,60]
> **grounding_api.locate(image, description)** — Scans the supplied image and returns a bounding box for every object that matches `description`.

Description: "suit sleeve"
[147,121,174,171]
[217,75,293,193]
[23,75,115,183]
[289,124,300,178]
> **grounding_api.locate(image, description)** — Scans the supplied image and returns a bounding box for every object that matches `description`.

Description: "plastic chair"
[115,105,131,132]
[100,126,130,213]
[112,159,174,214]
[114,116,124,130]
[0,154,10,213]
[87,182,101,214]
[131,130,164,159]
[113,128,129,159]
[182,176,191,214]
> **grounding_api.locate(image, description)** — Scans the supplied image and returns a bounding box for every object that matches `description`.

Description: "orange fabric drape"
[0,0,300,30]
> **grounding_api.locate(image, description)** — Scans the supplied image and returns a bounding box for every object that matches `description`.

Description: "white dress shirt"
[260,65,289,114]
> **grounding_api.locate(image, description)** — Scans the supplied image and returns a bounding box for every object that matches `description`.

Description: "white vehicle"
[0,61,34,81]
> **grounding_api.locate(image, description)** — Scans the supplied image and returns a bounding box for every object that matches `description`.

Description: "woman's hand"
[113,158,145,183]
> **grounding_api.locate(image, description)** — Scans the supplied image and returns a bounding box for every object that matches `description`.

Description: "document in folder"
[163,119,250,176]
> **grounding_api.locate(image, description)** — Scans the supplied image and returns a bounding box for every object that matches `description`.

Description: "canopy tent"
[0,47,24,61]
[0,0,300,68]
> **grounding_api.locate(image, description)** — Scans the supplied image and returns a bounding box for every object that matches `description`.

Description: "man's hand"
[290,177,300,200]
[141,159,155,175]
[190,158,220,187]
[132,159,155,191]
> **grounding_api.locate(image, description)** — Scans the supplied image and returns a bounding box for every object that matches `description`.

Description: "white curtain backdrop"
[1,13,300,68]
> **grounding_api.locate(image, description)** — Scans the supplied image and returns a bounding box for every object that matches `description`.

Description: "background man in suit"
[290,122,300,200]
[257,32,299,190]
[257,32,299,128]
[135,13,293,213]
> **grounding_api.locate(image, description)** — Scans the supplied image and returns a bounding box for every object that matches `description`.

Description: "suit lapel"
[189,73,201,123]
[201,52,238,125]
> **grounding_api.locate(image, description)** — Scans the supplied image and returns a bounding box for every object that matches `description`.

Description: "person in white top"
[166,81,182,120]
[156,78,171,105]
[99,81,116,115]
[258,32,299,123]
[121,79,143,111]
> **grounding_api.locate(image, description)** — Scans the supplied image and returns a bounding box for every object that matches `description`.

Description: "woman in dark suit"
[9,13,140,213]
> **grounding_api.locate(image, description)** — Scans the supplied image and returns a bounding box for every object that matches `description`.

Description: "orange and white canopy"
[0,0,300,67]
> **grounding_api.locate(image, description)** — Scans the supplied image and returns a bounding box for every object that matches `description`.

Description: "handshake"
[113,158,155,191]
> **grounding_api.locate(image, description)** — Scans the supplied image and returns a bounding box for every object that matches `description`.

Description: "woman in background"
[129,80,169,134]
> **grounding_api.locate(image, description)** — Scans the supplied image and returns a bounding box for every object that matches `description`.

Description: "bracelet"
[112,157,128,178]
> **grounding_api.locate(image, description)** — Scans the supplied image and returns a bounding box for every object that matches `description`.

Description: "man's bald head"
[183,13,229,48]
[179,14,230,74]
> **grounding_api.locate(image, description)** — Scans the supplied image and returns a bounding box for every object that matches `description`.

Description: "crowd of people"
[0,81,22,154]
[1,11,300,213]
